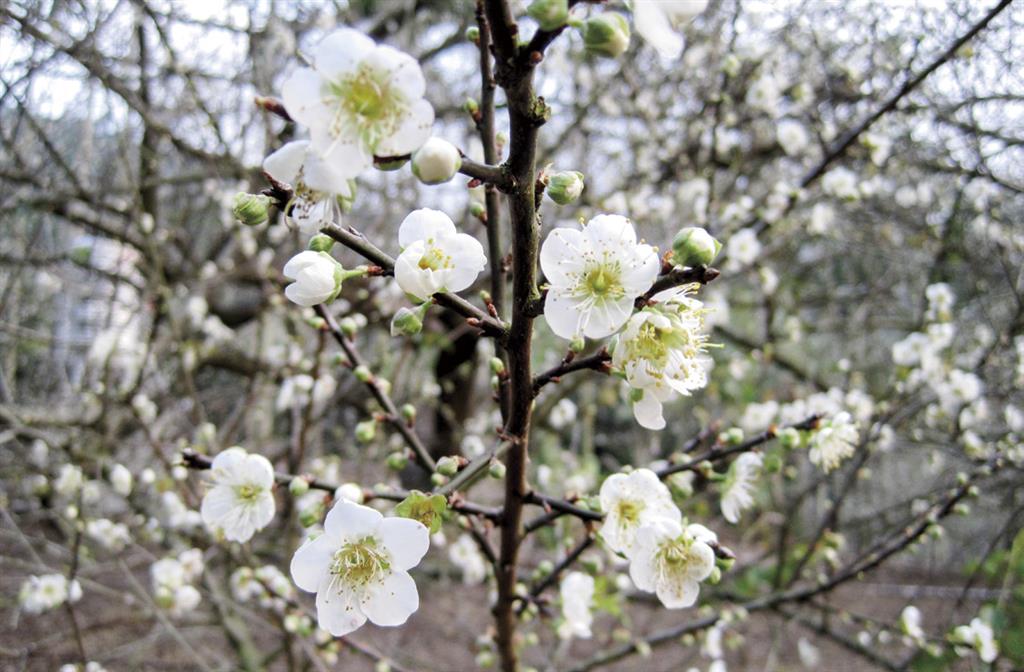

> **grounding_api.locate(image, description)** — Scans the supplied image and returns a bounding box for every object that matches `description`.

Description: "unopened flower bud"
[570,335,586,353]
[720,427,745,445]
[706,567,722,584]
[232,193,271,227]
[528,0,569,31]
[430,472,447,487]
[288,477,310,497]
[470,201,486,219]
[463,97,480,116]
[672,227,721,267]
[582,13,630,58]
[436,456,460,477]
[466,26,480,43]
[353,365,372,383]
[390,306,424,337]
[489,460,506,479]
[299,501,324,527]
[386,451,409,471]
[307,234,335,253]
[490,357,506,375]
[355,420,377,443]
[401,404,417,423]
[777,427,801,450]
[412,137,462,185]
[546,170,585,205]
[339,317,359,337]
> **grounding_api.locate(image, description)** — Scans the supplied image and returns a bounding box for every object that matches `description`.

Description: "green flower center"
[328,65,406,152]
[235,484,263,503]
[616,498,644,525]
[330,538,390,587]
[582,264,624,299]
[656,535,695,570]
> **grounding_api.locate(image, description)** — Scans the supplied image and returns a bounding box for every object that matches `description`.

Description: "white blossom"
[808,412,859,472]
[394,209,486,301]
[822,167,860,200]
[599,468,681,557]
[724,227,762,267]
[19,574,82,614]
[540,215,659,340]
[54,464,83,498]
[290,500,429,636]
[720,452,763,524]
[282,28,433,179]
[200,447,276,543]
[449,533,488,585]
[85,518,132,552]
[109,463,133,497]
[264,140,352,235]
[628,519,717,608]
[953,618,998,663]
[900,605,925,644]
[777,118,809,156]
[632,0,708,59]
[548,397,578,430]
[557,571,595,639]
[283,251,343,307]
[612,284,710,430]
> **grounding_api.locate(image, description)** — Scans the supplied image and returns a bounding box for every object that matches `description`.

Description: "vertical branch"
[483,1,548,668]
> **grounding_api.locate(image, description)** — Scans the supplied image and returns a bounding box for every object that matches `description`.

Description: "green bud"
[232,193,271,227]
[720,427,745,445]
[386,451,409,471]
[672,227,721,267]
[353,365,372,383]
[436,456,460,477]
[490,357,506,375]
[463,97,480,116]
[355,420,377,443]
[306,315,326,330]
[570,335,586,353]
[288,477,310,497]
[777,427,801,450]
[307,234,335,253]
[401,404,417,423]
[546,170,585,205]
[475,651,496,669]
[466,26,480,43]
[430,472,447,487]
[390,306,424,337]
[706,566,722,584]
[394,490,448,533]
[716,556,735,572]
[340,317,359,337]
[527,0,569,31]
[489,459,507,479]
[470,201,486,219]
[582,13,630,58]
[762,453,782,473]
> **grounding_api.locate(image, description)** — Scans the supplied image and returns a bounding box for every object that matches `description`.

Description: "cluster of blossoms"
[231,564,295,613]
[18,573,82,614]
[951,617,999,663]
[598,469,720,609]
[151,549,204,617]
[540,217,717,429]
[807,412,860,473]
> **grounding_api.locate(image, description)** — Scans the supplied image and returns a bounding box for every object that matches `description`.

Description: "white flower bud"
[527,0,569,31]
[412,137,462,185]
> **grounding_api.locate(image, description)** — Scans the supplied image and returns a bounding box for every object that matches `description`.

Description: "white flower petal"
[281,68,330,128]
[633,391,666,430]
[544,289,587,340]
[323,500,382,542]
[540,227,587,285]
[263,141,309,184]
[290,534,336,593]
[398,209,457,248]
[378,517,430,571]
[375,97,434,157]
[360,570,419,627]
[315,574,367,636]
[312,28,375,81]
